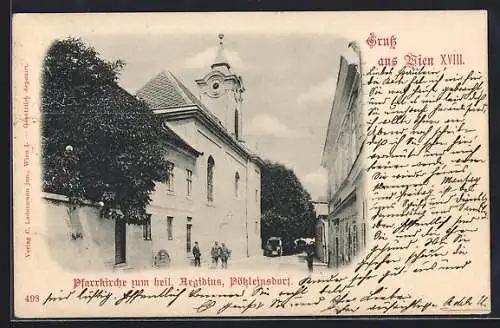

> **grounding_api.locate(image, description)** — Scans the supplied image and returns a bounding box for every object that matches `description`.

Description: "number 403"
[25,294,39,302]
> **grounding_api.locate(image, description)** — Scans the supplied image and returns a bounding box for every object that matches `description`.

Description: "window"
[334,237,339,266]
[166,161,175,192]
[351,113,358,160]
[186,217,192,252]
[234,109,239,139]
[167,216,173,240]
[186,169,193,196]
[352,223,358,256]
[207,156,215,202]
[234,172,240,198]
[143,214,152,241]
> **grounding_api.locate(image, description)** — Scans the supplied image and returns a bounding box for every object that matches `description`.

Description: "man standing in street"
[306,244,314,273]
[211,241,221,268]
[192,241,201,267]
[220,243,231,269]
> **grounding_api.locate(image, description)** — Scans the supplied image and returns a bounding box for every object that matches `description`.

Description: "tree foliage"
[42,37,168,224]
[260,161,317,250]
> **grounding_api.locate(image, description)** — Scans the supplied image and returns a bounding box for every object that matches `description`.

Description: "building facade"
[136,34,263,266]
[321,53,366,269]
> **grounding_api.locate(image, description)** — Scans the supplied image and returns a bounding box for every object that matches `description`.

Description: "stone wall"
[43,193,154,272]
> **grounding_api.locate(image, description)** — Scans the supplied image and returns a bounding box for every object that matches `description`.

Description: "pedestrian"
[220,243,231,269]
[306,245,314,273]
[344,253,350,264]
[192,241,201,267]
[211,241,221,268]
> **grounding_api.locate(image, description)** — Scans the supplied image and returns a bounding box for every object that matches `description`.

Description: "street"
[204,254,330,273]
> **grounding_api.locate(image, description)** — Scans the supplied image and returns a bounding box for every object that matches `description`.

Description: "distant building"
[321,51,366,269]
[313,200,329,264]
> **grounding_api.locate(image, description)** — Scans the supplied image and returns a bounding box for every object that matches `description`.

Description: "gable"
[161,123,202,157]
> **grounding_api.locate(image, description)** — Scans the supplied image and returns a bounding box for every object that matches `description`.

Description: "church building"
[135,34,264,266]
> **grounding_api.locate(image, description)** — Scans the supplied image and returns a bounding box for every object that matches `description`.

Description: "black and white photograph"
[40,31,366,273]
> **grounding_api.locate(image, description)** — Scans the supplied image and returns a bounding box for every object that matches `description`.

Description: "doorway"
[115,220,126,265]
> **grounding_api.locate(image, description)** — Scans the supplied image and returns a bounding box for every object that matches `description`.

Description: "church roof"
[135,70,264,166]
[136,71,196,110]
[136,70,222,122]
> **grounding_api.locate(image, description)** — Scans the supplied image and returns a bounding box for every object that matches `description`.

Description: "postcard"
[12,11,490,318]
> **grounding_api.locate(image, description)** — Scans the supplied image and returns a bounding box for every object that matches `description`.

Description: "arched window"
[207,156,215,202]
[235,172,240,198]
[234,109,239,139]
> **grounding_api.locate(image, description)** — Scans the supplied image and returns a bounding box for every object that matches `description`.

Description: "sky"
[80,33,358,200]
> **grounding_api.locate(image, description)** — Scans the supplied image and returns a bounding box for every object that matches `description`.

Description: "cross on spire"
[211,33,231,70]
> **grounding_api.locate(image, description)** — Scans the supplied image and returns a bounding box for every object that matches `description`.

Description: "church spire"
[211,33,231,70]
[196,33,244,140]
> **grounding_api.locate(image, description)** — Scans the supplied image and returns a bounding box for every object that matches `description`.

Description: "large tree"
[260,161,317,252]
[42,37,168,224]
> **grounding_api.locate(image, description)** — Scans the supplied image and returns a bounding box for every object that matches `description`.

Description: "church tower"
[195,34,245,141]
